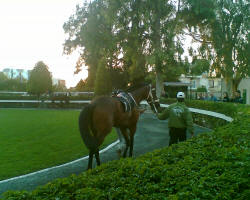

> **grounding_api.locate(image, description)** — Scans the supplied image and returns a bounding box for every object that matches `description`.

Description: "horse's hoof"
[116,149,122,158]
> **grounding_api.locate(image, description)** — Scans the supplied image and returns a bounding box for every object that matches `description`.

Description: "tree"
[190,59,210,76]
[64,0,185,96]
[63,0,119,90]
[94,59,112,96]
[27,61,52,99]
[182,0,250,95]
[16,69,24,82]
[0,72,27,91]
[52,83,67,92]
[0,72,8,90]
[75,79,87,91]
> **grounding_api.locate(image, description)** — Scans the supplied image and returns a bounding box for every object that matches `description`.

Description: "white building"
[52,78,66,87]
[2,68,30,80]
[238,78,250,105]
[179,73,250,104]
[179,73,222,98]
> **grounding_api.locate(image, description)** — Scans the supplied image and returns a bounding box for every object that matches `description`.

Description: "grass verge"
[0,109,117,180]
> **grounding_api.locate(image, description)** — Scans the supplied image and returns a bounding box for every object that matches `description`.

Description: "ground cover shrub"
[2,105,249,199]
[0,109,117,180]
[0,95,38,100]
[0,102,40,108]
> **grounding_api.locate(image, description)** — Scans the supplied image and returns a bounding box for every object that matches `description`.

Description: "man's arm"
[156,107,169,120]
[186,109,194,137]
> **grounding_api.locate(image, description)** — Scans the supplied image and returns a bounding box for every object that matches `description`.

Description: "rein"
[146,84,158,113]
[128,93,138,107]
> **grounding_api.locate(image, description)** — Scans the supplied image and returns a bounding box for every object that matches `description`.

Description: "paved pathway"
[0,112,211,196]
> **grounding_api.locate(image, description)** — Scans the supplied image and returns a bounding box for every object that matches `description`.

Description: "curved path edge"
[0,141,119,195]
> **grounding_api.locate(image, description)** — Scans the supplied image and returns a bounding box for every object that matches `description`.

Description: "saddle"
[112,91,137,112]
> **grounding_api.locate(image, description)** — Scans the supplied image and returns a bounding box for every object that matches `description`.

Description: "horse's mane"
[125,82,149,93]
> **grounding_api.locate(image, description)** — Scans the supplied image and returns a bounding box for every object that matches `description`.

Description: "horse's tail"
[79,104,98,151]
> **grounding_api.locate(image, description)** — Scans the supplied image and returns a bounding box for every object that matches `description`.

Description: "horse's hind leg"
[115,128,126,158]
[129,126,136,157]
[95,149,101,166]
[120,128,130,158]
[87,151,94,170]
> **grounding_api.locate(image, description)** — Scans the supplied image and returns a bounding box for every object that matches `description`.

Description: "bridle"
[146,84,159,113]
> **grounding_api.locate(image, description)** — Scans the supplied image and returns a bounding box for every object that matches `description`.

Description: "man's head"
[177,91,185,102]
[236,90,241,97]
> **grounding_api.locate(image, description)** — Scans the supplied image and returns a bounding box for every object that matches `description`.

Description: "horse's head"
[146,84,161,113]
[127,83,161,113]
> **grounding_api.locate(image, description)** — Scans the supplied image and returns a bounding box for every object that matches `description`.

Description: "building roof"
[163,82,191,86]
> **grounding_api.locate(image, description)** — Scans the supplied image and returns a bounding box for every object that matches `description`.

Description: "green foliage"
[160,98,239,117]
[190,59,210,75]
[182,0,249,92]
[160,98,249,129]
[3,102,250,199]
[94,60,112,96]
[75,79,87,91]
[27,61,52,98]
[63,0,187,91]
[52,83,67,92]
[0,72,8,82]
[0,72,27,91]
[196,86,207,92]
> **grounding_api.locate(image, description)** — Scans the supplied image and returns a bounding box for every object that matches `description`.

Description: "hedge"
[2,102,250,200]
[160,98,245,129]
[160,98,240,118]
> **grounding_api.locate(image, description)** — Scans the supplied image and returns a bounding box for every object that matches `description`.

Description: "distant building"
[178,73,250,104]
[2,68,31,80]
[238,78,250,104]
[179,73,222,99]
[52,78,66,87]
[163,82,191,98]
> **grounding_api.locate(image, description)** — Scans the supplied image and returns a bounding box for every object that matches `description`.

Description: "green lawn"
[0,109,117,180]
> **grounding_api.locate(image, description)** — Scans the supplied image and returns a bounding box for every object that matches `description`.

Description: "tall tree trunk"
[233,77,242,94]
[156,69,163,98]
[224,77,233,98]
[153,1,163,98]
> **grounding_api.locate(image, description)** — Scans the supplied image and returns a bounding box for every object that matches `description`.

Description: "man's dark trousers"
[169,127,187,146]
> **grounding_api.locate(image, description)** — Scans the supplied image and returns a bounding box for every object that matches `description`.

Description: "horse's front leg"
[129,126,137,157]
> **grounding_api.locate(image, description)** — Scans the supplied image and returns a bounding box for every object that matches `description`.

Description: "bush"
[160,98,239,117]
[2,102,250,200]
[159,98,246,129]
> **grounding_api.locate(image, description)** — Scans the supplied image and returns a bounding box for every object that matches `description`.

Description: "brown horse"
[78,84,160,169]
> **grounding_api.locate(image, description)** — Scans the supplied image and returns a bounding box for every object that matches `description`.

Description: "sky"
[0,0,88,88]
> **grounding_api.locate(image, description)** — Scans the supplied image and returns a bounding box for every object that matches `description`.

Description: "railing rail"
[0,100,233,122]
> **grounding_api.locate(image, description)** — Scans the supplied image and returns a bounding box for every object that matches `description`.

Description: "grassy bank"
[0,109,117,180]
